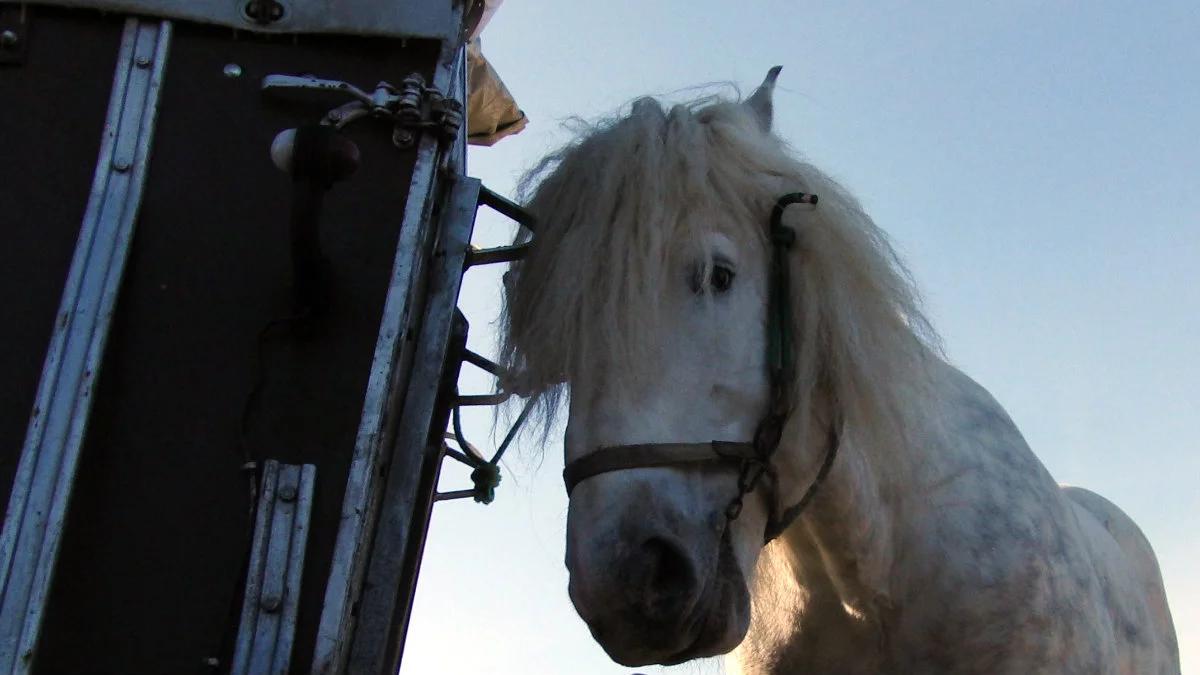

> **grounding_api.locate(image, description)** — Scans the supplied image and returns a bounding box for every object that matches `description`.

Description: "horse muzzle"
[565,500,750,666]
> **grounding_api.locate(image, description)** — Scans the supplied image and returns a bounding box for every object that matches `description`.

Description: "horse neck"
[773,392,935,617]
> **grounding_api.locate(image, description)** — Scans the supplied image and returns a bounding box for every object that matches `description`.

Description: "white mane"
[501,94,941,453]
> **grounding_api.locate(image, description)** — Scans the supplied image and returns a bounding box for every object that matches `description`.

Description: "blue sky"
[402,2,1199,673]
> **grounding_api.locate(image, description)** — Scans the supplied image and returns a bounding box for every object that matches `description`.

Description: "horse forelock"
[501,92,942,458]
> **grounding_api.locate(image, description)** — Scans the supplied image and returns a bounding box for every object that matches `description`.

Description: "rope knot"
[470,463,502,504]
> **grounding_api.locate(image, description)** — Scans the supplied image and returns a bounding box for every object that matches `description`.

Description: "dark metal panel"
[0,18,171,673]
[0,8,122,515]
[34,20,441,675]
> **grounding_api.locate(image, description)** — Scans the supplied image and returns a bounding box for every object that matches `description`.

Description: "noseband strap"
[561,193,841,543]
[563,442,768,496]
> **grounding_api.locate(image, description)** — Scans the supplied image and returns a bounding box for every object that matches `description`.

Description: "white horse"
[500,69,1179,674]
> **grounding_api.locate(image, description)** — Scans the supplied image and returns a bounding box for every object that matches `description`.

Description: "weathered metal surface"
[0,8,123,514]
[311,24,466,674]
[1,3,472,672]
[0,0,455,39]
[347,175,482,674]
[232,461,316,675]
[0,16,170,673]
[29,17,438,674]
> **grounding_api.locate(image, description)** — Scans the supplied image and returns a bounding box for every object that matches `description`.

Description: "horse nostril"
[636,537,698,620]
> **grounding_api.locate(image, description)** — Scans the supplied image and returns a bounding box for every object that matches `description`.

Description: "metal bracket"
[231,461,316,675]
[261,73,463,149]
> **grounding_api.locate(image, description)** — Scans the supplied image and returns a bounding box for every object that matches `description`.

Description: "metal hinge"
[261,73,463,149]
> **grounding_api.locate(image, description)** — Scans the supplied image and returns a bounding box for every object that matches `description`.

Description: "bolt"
[260,594,282,613]
[392,127,415,148]
[278,485,297,502]
[112,158,131,172]
[0,30,17,50]
[223,63,243,78]
[135,55,152,68]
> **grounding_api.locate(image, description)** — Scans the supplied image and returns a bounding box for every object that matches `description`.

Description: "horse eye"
[711,265,735,293]
[691,263,736,295]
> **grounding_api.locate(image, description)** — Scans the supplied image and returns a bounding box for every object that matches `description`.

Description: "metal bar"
[478,184,535,229]
[442,447,479,468]
[460,348,505,378]
[232,461,279,675]
[0,18,170,674]
[465,242,529,267]
[432,490,476,502]
[260,74,374,106]
[231,461,316,675]
[455,392,511,407]
[347,174,482,674]
[310,24,466,675]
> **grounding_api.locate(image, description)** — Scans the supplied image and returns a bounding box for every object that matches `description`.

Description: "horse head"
[501,68,935,666]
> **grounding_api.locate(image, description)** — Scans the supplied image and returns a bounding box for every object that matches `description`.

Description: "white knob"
[270,128,297,173]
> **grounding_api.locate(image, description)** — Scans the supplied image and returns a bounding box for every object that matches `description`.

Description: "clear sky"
[402,2,1200,673]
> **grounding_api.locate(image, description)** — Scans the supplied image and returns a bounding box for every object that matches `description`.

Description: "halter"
[561,193,841,543]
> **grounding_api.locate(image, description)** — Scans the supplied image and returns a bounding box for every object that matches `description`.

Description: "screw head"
[278,485,297,502]
[260,594,282,613]
[112,158,131,172]
[223,63,243,78]
[135,55,151,68]
[0,30,18,50]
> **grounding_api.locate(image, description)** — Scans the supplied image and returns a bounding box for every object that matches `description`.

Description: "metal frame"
[232,461,317,675]
[310,12,467,673]
[347,174,482,674]
[0,18,171,674]
[2,5,503,673]
[1,0,456,39]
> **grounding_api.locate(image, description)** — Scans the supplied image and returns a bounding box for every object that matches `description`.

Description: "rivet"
[0,30,18,50]
[112,158,131,173]
[260,595,282,613]
[135,55,152,68]
[223,63,243,78]
[278,485,297,502]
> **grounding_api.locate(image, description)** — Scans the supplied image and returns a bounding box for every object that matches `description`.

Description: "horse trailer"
[0,1,526,672]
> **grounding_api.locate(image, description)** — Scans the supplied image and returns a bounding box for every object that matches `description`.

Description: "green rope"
[470,463,502,504]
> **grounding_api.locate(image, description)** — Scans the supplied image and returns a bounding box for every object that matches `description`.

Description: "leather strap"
[563,441,758,496]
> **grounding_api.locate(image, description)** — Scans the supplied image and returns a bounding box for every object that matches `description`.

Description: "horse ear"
[745,66,782,132]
